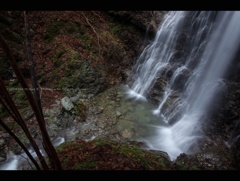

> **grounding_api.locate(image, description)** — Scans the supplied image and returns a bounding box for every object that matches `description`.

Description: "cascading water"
[127,11,240,160]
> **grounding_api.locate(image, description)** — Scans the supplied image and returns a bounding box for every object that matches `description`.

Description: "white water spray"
[128,11,240,160]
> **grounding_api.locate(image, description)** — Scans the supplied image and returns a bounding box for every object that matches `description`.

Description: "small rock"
[116,111,121,117]
[70,96,80,103]
[109,101,115,105]
[121,128,134,139]
[2,133,9,138]
[61,96,74,111]
[0,139,5,147]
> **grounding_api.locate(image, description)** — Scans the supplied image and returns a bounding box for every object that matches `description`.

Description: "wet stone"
[61,96,74,111]
[70,95,80,103]
[121,128,134,139]
[116,111,121,117]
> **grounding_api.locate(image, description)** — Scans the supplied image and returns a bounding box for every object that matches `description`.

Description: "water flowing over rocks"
[0,11,240,170]
[0,83,238,170]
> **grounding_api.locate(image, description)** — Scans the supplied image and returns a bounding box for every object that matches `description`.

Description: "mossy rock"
[57,59,106,95]
[56,138,172,170]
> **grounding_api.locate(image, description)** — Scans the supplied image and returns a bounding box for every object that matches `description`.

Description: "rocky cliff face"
[207,50,240,169]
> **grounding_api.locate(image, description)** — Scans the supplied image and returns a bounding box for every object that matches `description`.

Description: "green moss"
[14,91,26,100]
[91,138,115,146]
[56,138,172,170]
[73,161,96,169]
[8,79,19,87]
[57,58,102,93]
[117,143,168,169]
[57,77,69,91]
[17,129,28,142]
[112,25,124,35]
[80,34,93,49]
[90,138,169,169]
[54,49,66,59]
[52,48,66,67]
[4,84,29,109]
[109,16,142,39]
[67,59,77,69]
[56,50,65,59]
[13,90,29,108]
[56,141,71,151]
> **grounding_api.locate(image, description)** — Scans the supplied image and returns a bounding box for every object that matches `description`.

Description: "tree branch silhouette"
[0,29,62,170]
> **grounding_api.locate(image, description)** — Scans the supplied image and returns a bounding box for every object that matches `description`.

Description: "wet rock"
[88,105,104,115]
[173,138,236,170]
[64,127,81,142]
[149,149,171,161]
[116,111,121,118]
[70,95,80,103]
[50,106,62,116]
[121,128,134,139]
[107,11,165,36]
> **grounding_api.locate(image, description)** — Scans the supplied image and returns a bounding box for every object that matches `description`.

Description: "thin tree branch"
[0,95,21,126]
[0,77,48,170]
[19,154,35,170]
[0,118,41,170]
[0,30,62,170]
[81,12,102,54]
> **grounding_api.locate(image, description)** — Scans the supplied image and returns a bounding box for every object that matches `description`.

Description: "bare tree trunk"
[0,32,62,170]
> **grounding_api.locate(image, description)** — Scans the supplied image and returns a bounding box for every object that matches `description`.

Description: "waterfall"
[128,11,186,98]
[127,11,240,160]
